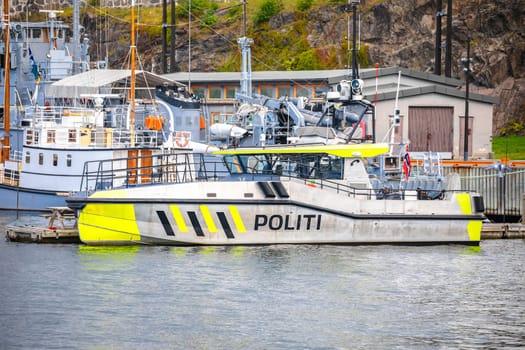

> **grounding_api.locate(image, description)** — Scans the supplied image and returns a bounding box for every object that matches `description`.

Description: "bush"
[297,0,314,11]
[290,50,322,70]
[254,0,282,24]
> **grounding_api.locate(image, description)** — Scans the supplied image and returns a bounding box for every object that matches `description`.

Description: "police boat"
[67,142,485,246]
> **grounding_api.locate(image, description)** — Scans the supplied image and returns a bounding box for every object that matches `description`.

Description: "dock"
[481,223,525,239]
[4,207,81,243]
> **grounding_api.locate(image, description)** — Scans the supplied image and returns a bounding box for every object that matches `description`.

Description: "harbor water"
[1,213,524,349]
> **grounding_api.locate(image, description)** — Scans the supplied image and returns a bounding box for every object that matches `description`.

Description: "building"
[164,67,498,159]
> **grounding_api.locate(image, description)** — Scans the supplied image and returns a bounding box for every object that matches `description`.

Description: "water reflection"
[1,218,524,349]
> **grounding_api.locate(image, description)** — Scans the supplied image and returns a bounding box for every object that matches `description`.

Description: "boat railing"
[76,150,229,196]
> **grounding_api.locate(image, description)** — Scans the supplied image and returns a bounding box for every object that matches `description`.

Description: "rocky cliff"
[14,0,525,135]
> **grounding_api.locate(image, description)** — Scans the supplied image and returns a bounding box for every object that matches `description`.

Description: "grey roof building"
[164,67,498,159]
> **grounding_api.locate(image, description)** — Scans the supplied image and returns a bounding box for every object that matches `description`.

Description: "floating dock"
[4,207,80,244]
[481,223,525,239]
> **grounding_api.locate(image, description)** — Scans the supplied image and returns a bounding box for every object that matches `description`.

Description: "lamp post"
[461,34,472,161]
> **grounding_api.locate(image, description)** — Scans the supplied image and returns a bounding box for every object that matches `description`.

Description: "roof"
[48,69,184,98]
[164,67,498,105]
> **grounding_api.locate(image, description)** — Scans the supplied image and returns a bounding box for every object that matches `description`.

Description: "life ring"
[175,131,190,147]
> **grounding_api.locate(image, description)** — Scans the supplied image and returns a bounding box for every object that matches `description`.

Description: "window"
[259,85,275,98]
[47,130,56,143]
[313,85,329,98]
[32,28,41,39]
[66,154,72,167]
[38,153,44,165]
[68,129,76,143]
[25,151,30,164]
[296,85,312,98]
[34,131,39,143]
[208,86,222,99]
[225,86,236,98]
[52,154,58,167]
[26,130,33,145]
[192,87,206,98]
[277,85,292,98]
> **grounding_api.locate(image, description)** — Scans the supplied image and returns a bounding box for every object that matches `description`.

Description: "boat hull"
[76,181,483,246]
[0,184,69,211]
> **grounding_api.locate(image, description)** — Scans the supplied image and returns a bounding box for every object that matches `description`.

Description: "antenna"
[388,70,402,154]
[238,0,253,98]
[343,1,361,99]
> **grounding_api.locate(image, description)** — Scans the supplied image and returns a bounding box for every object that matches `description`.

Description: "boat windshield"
[223,154,343,180]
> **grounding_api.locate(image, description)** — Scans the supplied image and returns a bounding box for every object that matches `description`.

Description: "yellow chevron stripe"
[229,205,246,233]
[170,205,188,232]
[455,193,481,241]
[79,203,141,244]
[456,193,472,214]
[200,205,218,232]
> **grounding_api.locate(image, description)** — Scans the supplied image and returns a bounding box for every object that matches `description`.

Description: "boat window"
[241,155,269,174]
[32,28,41,39]
[52,154,58,167]
[25,152,30,164]
[34,131,40,143]
[47,130,56,144]
[26,130,33,145]
[224,155,243,174]
[68,129,76,143]
[38,153,44,165]
[272,154,343,179]
[66,154,72,167]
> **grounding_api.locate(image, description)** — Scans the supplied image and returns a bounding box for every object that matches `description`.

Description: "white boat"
[67,142,485,246]
[0,3,213,211]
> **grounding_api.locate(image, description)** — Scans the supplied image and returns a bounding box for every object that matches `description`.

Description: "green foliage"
[289,49,323,70]
[499,119,525,136]
[492,135,525,160]
[201,10,218,27]
[297,0,314,11]
[254,0,283,24]
[176,0,214,18]
[226,4,242,20]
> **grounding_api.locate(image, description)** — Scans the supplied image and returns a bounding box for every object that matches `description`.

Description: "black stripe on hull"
[156,210,175,236]
[216,212,235,239]
[187,211,205,237]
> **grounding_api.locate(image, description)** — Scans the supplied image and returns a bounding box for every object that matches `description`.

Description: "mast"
[238,0,253,98]
[2,0,10,163]
[73,0,80,74]
[130,0,136,147]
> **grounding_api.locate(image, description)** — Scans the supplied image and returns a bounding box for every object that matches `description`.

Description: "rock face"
[11,0,525,135]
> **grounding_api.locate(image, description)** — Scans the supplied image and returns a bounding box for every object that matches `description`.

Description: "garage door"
[408,106,453,152]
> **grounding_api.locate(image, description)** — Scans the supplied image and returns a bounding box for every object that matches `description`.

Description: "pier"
[5,207,80,243]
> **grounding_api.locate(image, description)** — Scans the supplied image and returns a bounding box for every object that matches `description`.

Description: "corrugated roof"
[49,69,184,98]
